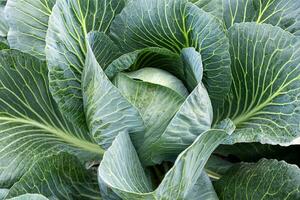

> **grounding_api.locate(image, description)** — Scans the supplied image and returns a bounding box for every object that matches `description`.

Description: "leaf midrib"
[232,85,285,127]
[0,116,104,155]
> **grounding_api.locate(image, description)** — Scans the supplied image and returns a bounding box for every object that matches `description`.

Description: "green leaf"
[45,0,125,127]
[5,0,56,59]
[0,188,8,199]
[7,153,101,200]
[106,47,203,92]
[153,125,230,200]
[98,177,121,200]
[7,194,48,200]
[180,172,218,200]
[0,50,103,188]
[222,0,300,35]
[82,35,145,149]
[113,73,185,162]
[127,48,214,165]
[98,121,233,199]
[214,159,300,200]
[110,0,231,107]
[191,0,223,22]
[179,48,204,90]
[142,83,213,165]
[99,132,153,200]
[0,36,8,50]
[105,48,179,79]
[217,22,300,145]
[87,32,121,70]
[0,0,8,37]
[125,67,189,98]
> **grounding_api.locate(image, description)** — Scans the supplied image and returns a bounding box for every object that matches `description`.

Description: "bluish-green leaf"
[113,73,185,161]
[0,50,103,188]
[99,132,153,200]
[5,0,56,59]
[222,0,300,36]
[217,22,300,145]
[132,48,213,165]
[0,0,8,37]
[0,37,8,50]
[125,67,189,98]
[82,34,145,149]
[7,153,101,200]
[142,83,213,165]
[0,188,8,199]
[180,48,204,90]
[98,121,233,199]
[184,172,219,200]
[98,177,121,200]
[46,0,125,127]
[87,32,121,70]
[7,194,49,200]
[191,0,223,22]
[214,159,300,200]
[105,48,179,79]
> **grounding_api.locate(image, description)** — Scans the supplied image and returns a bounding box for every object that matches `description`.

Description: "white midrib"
[0,116,104,155]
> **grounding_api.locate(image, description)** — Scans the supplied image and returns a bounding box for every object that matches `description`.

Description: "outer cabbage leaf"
[46,0,125,127]
[0,0,8,37]
[5,0,56,59]
[0,188,8,199]
[7,153,101,200]
[0,37,8,50]
[87,32,121,70]
[7,194,49,200]
[98,120,234,199]
[214,159,300,200]
[99,132,153,200]
[222,0,300,36]
[190,0,223,22]
[0,50,103,189]
[184,172,219,200]
[217,22,300,145]
[98,177,121,200]
[82,33,145,149]
[110,0,231,108]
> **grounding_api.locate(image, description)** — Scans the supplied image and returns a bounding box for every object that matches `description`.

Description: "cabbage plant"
[0,0,299,199]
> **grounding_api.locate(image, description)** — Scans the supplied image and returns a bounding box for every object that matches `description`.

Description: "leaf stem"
[205,169,222,180]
